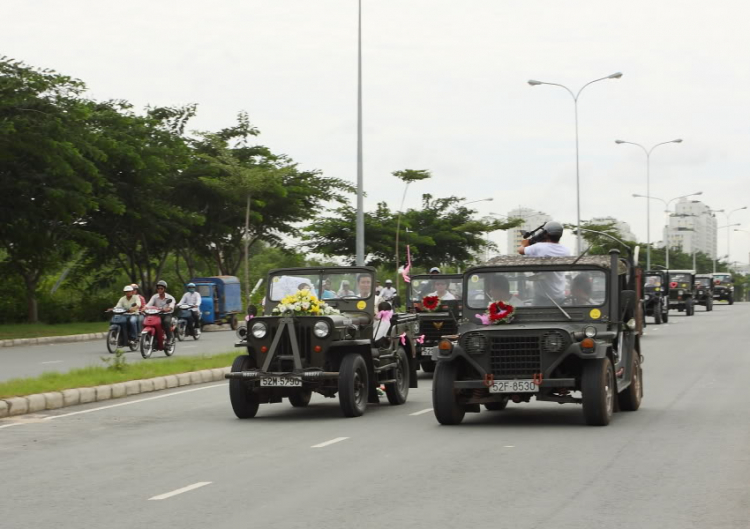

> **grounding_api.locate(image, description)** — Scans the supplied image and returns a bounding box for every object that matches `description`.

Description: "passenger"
[321,279,336,299]
[130,283,146,333]
[517,221,570,304]
[569,274,594,305]
[488,275,523,305]
[429,278,456,301]
[337,280,356,297]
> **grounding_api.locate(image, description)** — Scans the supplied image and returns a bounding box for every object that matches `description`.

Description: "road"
[0,327,238,382]
[1,303,749,529]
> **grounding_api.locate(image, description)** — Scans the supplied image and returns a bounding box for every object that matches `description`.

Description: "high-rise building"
[664,198,718,258]
[589,216,638,242]
[505,207,552,255]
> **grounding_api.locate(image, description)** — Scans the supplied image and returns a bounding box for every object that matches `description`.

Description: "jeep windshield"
[696,277,711,286]
[645,275,663,288]
[466,269,607,308]
[714,274,732,284]
[410,277,462,301]
[670,273,692,284]
[269,272,374,301]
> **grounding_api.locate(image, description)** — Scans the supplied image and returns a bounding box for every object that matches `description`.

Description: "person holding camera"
[517,221,570,257]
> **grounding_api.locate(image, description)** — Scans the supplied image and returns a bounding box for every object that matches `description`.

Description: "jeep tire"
[433,361,466,425]
[385,347,409,405]
[617,352,642,412]
[338,354,368,417]
[229,355,260,419]
[582,358,615,426]
[654,306,662,324]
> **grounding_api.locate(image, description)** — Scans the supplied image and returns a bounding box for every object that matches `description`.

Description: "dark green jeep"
[694,274,714,311]
[712,273,735,304]
[407,274,462,373]
[432,251,643,427]
[643,270,669,324]
[227,267,418,418]
[667,270,696,316]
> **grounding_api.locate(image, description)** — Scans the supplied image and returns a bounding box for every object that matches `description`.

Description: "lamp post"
[615,139,683,270]
[718,207,747,262]
[632,191,702,268]
[355,0,365,266]
[528,72,623,255]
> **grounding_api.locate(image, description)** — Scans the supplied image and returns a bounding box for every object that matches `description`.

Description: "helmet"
[429,267,441,274]
[123,285,133,292]
[543,221,564,238]
[385,279,393,284]
[187,283,196,289]
[131,284,140,291]
[156,280,167,289]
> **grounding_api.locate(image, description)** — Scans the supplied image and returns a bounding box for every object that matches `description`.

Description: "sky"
[4,0,750,264]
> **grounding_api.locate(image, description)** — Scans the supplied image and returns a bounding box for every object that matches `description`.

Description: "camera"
[523,223,548,246]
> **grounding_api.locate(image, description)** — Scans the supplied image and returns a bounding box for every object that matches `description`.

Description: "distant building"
[589,216,638,242]
[505,207,552,255]
[664,199,718,259]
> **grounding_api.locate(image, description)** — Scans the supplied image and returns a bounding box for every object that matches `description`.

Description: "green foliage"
[100,348,128,372]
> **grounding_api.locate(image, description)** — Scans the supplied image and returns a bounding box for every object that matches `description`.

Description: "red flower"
[422,296,440,312]
[670,281,678,289]
[488,301,514,323]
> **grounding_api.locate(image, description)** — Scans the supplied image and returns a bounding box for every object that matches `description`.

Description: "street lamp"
[615,138,682,270]
[462,198,494,206]
[632,191,702,268]
[355,0,364,266]
[718,207,747,262]
[528,72,623,256]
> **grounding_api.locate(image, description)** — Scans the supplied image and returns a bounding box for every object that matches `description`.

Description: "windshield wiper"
[545,292,572,320]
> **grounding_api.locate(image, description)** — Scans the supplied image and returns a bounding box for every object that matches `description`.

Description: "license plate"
[489,380,539,393]
[260,376,302,387]
[420,347,436,359]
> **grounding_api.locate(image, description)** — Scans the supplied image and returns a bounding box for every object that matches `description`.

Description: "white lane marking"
[311,437,349,448]
[503,445,515,448]
[40,360,64,365]
[409,408,433,416]
[148,481,212,500]
[0,385,225,429]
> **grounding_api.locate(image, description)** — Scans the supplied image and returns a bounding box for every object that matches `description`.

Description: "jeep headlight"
[251,321,267,339]
[644,294,650,300]
[678,289,684,296]
[313,320,330,338]
[584,326,597,338]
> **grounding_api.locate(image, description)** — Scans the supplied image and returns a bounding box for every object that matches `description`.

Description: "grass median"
[0,322,108,341]
[0,351,240,399]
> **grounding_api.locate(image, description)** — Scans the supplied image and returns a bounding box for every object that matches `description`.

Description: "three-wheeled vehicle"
[712,273,735,304]
[643,270,669,324]
[408,274,463,373]
[226,267,419,418]
[432,250,643,427]
[190,276,242,329]
[667,270,696,316]
[695,274,715,311]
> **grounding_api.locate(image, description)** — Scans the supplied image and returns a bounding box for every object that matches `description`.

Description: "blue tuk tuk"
[190,276,242,329]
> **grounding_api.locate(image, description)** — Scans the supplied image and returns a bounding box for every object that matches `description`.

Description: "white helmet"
[123,285,134,292]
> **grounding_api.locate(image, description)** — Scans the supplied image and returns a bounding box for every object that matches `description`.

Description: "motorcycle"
[176,304,201,341]
[105,306,139,354]
[140,303,176,359]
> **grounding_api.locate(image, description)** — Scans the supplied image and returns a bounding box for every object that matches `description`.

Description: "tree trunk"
[22,273,39,323]
[244,193,251,304]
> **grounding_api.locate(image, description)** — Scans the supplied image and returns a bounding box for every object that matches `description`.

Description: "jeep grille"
[266,323,314,370]
[419,318,458,345]
[489,336,541,378]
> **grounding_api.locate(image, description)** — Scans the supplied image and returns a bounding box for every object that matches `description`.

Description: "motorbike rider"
[131,283,146,333]
[177,283,202,336]
[114,285,142,343]
[146,280,176,344]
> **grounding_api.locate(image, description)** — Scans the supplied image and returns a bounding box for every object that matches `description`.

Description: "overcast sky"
[4,0,750,263]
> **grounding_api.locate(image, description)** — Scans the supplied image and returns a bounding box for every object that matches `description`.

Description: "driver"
[568,274,594,305]
[115,285,142,343]
[429,278,456,300]
[517,221,570,304]
[147,280,176,345]
[177,283,202,336]
[488,275,523,305]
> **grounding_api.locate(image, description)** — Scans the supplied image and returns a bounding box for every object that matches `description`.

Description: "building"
[664,198,718,258]
[589,216,638,243]
[505,207,552,255]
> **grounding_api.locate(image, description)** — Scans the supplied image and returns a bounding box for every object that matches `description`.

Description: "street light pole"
[615,139,683,270]
[719,207,747,263]
[528,72,622,256]
[355,0,365,266]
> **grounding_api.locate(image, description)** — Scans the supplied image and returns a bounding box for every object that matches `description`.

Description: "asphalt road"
[0,327,238,382]
[1,303,749,529]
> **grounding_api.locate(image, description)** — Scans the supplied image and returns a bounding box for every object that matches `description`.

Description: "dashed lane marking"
[409,408,433,416]
[311,437,349,448]
[148,482,212,500]
[40,360,64,365]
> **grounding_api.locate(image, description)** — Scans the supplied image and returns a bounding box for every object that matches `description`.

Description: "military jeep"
[226,267,419,418]
[643,270,669,324]
[712,273,735,304]
[667,270,696,316]
[432,250,643,427]
[694,274,715,311]
[407,274,462,373]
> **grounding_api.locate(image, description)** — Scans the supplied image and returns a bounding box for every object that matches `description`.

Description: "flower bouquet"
[272,290,340,316]
[476,300,515,325]
[421,295,440,313]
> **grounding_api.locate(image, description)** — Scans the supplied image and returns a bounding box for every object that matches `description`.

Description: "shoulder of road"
[0,366,231,419]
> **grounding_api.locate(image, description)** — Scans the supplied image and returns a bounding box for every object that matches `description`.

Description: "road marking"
[40,360,64,365]
[409,408,433,416]
[311,437,349,448]
[148,482,212,500]
[503,445,515,448]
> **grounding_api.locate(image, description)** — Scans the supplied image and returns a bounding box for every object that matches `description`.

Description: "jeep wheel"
[728,294,734,305]
[654,307,662,325]
[420,359,436,373]
[617,352,642,412]
[385,347,409,405]
[662,309,669,323]
[229,355,260,419]
[338,354,368,417]
[289,389,312,408]
[687,299,695,316]
[433,361,466,425]
[582,358,615,426]
[484,396,509,411]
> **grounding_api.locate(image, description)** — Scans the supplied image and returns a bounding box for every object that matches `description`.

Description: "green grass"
[0,351,240,399]
[0,322,108,340]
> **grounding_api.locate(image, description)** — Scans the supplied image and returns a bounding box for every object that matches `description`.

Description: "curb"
[0,366,231,419]
[0,332,108,348]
